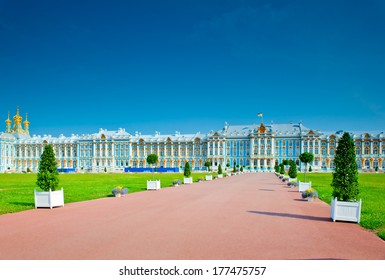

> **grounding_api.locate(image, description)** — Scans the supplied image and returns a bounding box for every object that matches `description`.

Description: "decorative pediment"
[101,134,106,140]
[213,132,219,137]
[308,130,313,135]
[257,123,266,133]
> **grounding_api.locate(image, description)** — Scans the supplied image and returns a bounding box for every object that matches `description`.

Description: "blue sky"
[1,0,384,136]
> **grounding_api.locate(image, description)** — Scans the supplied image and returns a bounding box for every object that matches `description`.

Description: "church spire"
[12,106,24,134]
[5,112,12,133]
[23,113,30,135]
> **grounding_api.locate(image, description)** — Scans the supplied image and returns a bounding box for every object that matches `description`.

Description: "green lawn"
[0,172,214,215]
[297,172,385,240]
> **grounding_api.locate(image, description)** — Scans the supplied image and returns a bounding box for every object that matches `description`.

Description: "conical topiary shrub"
[331,132,359,201]
[36,144,59,191]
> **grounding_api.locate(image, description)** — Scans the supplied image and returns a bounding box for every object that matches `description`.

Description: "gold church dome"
[13,107,22,124]
[23,113,30,127]
[5,112,11,126]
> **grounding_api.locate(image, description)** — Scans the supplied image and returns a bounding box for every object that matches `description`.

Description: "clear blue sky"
[1,0,384,136]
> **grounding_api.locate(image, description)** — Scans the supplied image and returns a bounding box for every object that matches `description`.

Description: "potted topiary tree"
[299,152,314,182]
[288,160,297,185]
[183,161,193,184]
[330,132,361,223]
[298,152,314,192]
[146,154,160,190]
[34,144,64,208]
[274,164,280,174]
[204,161,211,172]
[217,164,223,178]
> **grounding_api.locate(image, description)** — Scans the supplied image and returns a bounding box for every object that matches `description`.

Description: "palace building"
[1,109,384,173]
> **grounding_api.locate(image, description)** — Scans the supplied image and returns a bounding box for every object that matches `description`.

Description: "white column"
[380,141,383,155]
[370,141,373,155]
[264,138,267,156]
[258,138,261,156]
[111,142,115,171]
[301,139,304,154]
[312,140,316,155]
[92,142,96,169]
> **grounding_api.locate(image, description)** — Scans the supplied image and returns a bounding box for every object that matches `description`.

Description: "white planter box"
[217,174,223,178]
[184,177,193,184]
[34,188,64,209]
[298,181,311,192]
[330,197,362,223]
[205,175,213,181]
[147,180,161,190]
[288,177,297,183]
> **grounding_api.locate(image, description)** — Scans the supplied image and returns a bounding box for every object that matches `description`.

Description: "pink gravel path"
[0,173,384,260]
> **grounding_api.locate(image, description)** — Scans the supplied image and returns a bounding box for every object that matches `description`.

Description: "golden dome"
[5,112,11,126]
[13,107,22,124]
[23,113,30,127]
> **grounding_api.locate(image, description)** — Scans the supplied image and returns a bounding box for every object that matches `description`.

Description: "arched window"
[356,148,361,155]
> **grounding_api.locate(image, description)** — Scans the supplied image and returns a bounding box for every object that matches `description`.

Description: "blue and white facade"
[1,109,385,173]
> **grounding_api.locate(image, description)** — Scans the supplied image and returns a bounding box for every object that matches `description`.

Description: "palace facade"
[1,109,384,173]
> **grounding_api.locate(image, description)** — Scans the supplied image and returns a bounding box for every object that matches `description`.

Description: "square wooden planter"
[330,197,362,223]
[288,177,297,183]
[34,188,64,209]
[184,177,193,184]
[147,180,161,190]
[298,181,311,192]
[217,174,223,178]
[205,175,213,181]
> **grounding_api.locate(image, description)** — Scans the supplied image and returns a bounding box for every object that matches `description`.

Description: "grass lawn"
[296,172,385,240]
[0,172,215,215]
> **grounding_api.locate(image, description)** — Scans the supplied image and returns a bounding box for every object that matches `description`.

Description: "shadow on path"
[248,210,330,222]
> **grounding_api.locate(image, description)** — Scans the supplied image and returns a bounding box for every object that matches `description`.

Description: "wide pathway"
[0,173,384,259]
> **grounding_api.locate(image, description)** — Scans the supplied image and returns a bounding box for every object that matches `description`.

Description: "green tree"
[146,154,159,180]
[282,159,289,166]
[288,160,297,179]
[240,166,244,172]
[274,165,280,173]
[279,163,285,175]
[331,132,359,201]
[218,164,223,175]
[184,162,191,177]
[204,161,211,171]
[36,144,59,191]
[299,152,314,182]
